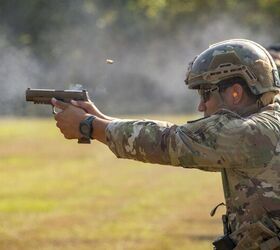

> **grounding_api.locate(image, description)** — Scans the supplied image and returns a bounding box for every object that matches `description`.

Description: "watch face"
[80,123,90,136]
[79,116,95,140]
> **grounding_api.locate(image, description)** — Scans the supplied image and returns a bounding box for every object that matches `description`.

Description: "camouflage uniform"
[105,100,280,249]
[105,40,280,249]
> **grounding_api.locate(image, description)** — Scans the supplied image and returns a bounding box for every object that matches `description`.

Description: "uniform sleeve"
[105,112,276,170]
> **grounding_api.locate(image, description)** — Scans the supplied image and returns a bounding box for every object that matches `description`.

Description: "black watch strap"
[79,115,96,140]
[86,115,96,139]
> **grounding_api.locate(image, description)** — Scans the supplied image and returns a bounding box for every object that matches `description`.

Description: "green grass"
[0,116,225,250]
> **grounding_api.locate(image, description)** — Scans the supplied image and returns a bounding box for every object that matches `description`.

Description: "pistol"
[26,88,90,144]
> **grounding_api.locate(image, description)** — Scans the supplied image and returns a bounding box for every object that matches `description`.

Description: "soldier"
[52,39,280,250]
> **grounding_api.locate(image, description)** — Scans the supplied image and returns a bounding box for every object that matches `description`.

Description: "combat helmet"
[185,39,280,95]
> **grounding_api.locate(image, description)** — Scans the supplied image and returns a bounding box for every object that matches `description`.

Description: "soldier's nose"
[198,100,206,112]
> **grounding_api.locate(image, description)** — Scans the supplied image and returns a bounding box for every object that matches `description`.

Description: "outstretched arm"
[52,98,270,170]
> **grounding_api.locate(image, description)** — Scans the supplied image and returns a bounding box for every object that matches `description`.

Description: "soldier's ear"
[231,84,243,104]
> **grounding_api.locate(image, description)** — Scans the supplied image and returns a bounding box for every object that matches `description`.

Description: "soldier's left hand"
[51,98,88,139]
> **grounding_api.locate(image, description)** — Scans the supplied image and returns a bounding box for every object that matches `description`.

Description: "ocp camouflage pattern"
[106,98,280,248]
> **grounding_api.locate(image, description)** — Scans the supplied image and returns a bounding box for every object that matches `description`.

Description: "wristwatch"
[79,115,96,140]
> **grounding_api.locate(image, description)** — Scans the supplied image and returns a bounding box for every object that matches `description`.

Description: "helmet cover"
[185,39,280,95]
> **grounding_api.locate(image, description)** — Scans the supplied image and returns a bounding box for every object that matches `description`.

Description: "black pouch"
[213,234,236,250]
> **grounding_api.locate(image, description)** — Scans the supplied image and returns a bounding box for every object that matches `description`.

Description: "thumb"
[71,100,92,110]
[51,98,69,110]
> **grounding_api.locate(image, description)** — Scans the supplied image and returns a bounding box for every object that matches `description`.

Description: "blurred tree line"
[1,0,279,57]
[0,0,279,116]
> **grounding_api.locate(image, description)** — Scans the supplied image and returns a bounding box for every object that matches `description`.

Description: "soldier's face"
[197,82,252,117]
[198,94,219,117]
[197,88,229,117]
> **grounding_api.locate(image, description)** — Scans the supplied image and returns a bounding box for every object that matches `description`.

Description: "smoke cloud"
[0,33,43,115]
[0,13,275,116]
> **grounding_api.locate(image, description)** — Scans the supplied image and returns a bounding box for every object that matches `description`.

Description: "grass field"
[0,116,225,250]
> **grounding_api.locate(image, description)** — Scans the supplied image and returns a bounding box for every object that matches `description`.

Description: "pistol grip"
[78,137,91,144]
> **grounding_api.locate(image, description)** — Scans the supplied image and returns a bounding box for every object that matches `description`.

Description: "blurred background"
[0,0,280,116]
